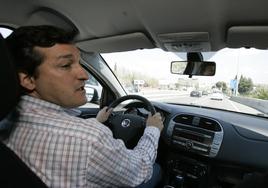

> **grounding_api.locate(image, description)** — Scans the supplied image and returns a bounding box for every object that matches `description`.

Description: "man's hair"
[6,25,76,77]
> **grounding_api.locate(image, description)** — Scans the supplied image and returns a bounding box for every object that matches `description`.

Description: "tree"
[114,62,117,74]
[222,82,227,92]
[253,86,268,100]
[238,75,253,94]
[215,82,221,89]
[215,81,227,92]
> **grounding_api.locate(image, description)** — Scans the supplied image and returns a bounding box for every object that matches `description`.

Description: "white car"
[210,92,224,100]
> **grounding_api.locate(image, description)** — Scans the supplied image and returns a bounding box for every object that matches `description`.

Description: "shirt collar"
[18,95,64,113]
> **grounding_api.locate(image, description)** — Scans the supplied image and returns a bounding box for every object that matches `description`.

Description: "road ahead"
[83,89,262,115]
[140,90,262,115]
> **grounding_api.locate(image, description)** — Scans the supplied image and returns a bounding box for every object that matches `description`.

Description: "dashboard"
[124,101,268,188]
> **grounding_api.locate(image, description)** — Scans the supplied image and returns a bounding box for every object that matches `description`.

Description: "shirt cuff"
[144,126,160,139]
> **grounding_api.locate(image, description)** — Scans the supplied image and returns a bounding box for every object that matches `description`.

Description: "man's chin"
[76,98,88,107]
[65,98,88,108]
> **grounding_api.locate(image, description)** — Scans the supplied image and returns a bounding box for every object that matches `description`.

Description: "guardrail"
[230,96,268,114]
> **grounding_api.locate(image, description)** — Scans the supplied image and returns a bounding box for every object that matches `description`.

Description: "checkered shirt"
[4,95,160,188]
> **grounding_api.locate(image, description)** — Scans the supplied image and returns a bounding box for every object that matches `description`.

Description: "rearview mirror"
[171,61,216,76]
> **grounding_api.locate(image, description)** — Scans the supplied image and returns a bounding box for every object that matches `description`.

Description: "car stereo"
[166,114,223,157]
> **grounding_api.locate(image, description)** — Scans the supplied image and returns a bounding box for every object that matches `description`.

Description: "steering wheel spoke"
[107,95,156,149]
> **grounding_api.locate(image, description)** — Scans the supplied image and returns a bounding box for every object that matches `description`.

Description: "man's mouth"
[77,86,85,91]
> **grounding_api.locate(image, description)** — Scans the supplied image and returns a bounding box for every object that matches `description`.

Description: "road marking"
[191,97,208,105]
[227,100,241,112]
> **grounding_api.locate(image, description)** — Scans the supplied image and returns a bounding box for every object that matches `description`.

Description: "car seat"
[0,33,47,188]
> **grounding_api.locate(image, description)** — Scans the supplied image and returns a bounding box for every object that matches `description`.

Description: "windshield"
[102,48,268,117]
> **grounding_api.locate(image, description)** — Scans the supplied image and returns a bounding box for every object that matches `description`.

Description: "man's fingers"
[107,107,113,113]
[102,106,108,111]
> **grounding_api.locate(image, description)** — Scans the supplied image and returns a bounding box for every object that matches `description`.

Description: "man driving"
[3,25,163,188]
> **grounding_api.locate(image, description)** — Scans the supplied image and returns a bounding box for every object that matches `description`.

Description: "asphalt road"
[142,91,262,115]
[82,89,262,115]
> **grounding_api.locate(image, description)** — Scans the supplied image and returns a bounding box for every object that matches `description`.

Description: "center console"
[166,113,223,157]
[163,113,224,187]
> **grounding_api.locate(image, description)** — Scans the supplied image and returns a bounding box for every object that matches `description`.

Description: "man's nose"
[77,64,89,80]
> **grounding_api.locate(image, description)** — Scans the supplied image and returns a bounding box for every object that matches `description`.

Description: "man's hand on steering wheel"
[146,113,164,132]
[96,106,113,123]
[98,95,163,149]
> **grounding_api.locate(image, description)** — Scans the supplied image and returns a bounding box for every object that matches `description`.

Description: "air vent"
[173,114,194,125]
[199,117,221,131]
[173,114,222,132]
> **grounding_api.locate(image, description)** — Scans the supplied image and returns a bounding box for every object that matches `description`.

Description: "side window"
[80,72,103,108]
[0,27,13,38]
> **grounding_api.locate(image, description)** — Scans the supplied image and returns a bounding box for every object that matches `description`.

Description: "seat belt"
[0,141,48,188]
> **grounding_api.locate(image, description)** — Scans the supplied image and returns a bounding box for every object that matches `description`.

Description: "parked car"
[1,0,268,188]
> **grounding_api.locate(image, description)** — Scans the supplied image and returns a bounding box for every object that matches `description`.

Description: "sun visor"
[227,26,268,49]
[76,32,154,53]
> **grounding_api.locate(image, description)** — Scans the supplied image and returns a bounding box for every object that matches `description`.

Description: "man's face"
[29,43,89,108]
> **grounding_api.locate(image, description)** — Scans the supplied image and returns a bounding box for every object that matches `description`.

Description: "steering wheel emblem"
[121,119,131,128]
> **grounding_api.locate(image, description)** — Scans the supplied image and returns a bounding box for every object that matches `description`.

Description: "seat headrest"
[0,34,20,120]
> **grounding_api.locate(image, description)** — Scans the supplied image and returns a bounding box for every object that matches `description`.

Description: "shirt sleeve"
[86,123,160,187]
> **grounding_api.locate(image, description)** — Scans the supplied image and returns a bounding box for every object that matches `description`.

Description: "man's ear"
[18,72,36,91]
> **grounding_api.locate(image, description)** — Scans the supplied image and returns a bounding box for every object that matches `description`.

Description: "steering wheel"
[108,95,156,149]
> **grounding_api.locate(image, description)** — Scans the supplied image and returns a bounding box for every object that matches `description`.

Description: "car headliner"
[1,0,268,52]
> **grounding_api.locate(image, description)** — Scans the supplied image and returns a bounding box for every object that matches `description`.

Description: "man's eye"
[61,64,71,69]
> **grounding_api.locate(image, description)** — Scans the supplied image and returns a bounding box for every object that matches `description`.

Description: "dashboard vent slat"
[199,118,221,131]
[173,114,222,132]
[173,114,193,125]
